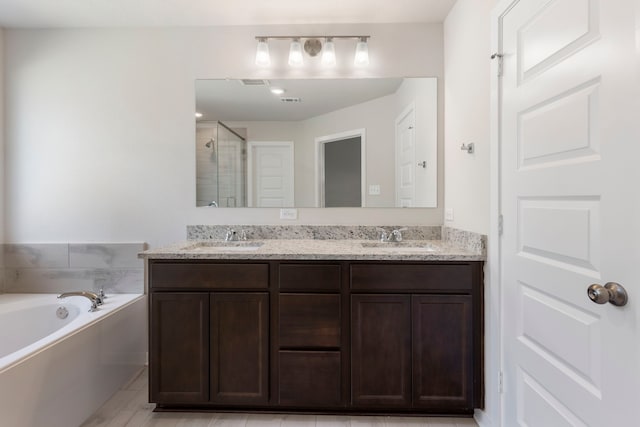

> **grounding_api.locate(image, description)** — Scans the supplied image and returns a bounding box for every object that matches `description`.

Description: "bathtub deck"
[80,369,478,427]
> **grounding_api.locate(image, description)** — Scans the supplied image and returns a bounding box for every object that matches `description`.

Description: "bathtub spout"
[58,291,99,312]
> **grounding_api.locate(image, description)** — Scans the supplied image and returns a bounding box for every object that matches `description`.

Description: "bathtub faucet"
[57,291,100,312]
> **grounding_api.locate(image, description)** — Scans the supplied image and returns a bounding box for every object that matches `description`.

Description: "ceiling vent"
[280,97,302,103]
[238,79,270,86]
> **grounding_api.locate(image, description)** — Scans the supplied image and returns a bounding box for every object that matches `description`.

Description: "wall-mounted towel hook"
[461,143,475,154]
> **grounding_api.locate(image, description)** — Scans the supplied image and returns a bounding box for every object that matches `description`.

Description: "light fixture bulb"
[255,38,271,67]
[354,37,370,67]
[195,112,203,118]
[321,38,336,67]
[270,87,285,95]
[288,38,304,67]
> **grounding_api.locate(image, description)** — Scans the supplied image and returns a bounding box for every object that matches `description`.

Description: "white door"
[499,0,639,426]
[395,105,416,207]
[247,142,294,207]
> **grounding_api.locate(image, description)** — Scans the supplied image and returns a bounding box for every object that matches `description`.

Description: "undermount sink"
[360,242,439,252]
[183,241,264,251]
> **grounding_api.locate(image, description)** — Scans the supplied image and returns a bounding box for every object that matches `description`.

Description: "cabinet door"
[210,293,269,405]
[279,350,342,407]
[279,293,341,348]
[150,292,209,404]
[413,295,473,410]
[351,294,411,407]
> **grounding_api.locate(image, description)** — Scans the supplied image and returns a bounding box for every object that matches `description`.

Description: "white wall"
[4,24,444,247]
[1,28,5,292]
[443,2,500,426]
[444,1,493,234]
[0,27,4,245]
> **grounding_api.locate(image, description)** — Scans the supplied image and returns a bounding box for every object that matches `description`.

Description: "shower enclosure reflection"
[196,121,247,207]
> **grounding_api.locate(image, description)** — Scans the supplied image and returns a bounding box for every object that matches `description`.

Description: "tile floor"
[81,369,478,427]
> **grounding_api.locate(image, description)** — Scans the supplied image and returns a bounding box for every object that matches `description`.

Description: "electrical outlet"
[368,184,381,195]
[445,208,454,222]
[280,208,298,220]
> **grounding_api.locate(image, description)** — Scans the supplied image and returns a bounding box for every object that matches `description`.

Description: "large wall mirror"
[195,77,437,208]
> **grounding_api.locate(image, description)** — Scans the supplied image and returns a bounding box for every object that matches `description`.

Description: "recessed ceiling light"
[195,112,203,118]
[270,88,285,95]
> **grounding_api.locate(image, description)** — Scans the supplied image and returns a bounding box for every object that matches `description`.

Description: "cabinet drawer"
[150,262,269,290]
[350,263,474,292]
[279,264,341,291]
[279,294,341,348]
[279,351,341,407]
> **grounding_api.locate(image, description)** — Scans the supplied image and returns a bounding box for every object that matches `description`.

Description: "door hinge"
[499,371,504,394]
[498,214,504,236]
[491,53,504,77]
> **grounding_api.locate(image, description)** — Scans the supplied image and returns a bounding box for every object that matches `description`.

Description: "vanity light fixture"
[195,112,203,118]
[270,87,285,95]
[254,35,370,68]
[321,37,337,67]
[255,37,271,67]
[354,37,370,67]
[288,38,304,67]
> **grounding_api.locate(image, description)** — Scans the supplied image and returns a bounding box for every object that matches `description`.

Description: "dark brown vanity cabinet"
[277,263,343,408]
[148,259,483,415]
[350,263,482,413]
[149,262,269,406]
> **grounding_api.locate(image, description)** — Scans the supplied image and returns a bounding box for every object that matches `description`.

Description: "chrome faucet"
[58,291,100,312]
[208,200,218,207]
[377,227,408,242]
[224,228,247,242]
[389,227,408,242]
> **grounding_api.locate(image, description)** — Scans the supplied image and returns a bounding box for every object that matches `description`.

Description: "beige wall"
[3,24,444,247]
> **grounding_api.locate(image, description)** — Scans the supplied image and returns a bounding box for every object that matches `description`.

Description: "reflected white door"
[500,0,639,426]
[395,105,416,207]
[248,142,294,207]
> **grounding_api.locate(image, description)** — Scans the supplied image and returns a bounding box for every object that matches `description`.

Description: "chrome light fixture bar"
[254,35,370,68]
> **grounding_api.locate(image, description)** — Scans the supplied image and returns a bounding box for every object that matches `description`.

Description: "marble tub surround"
[2,243,146,294]
[187,225,442,241]
[140,238,485,261]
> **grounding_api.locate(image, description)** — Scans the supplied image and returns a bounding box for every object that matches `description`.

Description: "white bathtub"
[0,293,147,427]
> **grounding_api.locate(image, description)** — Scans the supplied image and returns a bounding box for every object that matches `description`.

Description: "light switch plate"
[368,184,381,195]
[445,208,454,222]
[280,208,298,220]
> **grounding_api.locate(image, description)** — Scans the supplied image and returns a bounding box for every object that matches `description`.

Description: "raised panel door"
[351,294,411,407]
[150,292,209,404]
[412,295,473,411]
[210,293,269,405]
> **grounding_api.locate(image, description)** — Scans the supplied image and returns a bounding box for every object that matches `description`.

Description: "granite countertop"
[139,238,485,261]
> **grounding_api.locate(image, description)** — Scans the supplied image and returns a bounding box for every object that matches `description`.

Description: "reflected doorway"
[315,129,366,207]
[247,141,294,207]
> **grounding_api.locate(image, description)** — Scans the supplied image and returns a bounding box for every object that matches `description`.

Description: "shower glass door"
[196,121,247,207]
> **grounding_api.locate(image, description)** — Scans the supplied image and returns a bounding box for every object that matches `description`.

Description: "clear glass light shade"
[321,39,337,67]
[255,40,271,67]
[354,39,370,66]
[288,39,304,67]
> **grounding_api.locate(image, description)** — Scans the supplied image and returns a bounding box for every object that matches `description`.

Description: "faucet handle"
[390,227,408,242]
[376,227,389,242]
[96,287,106,305]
